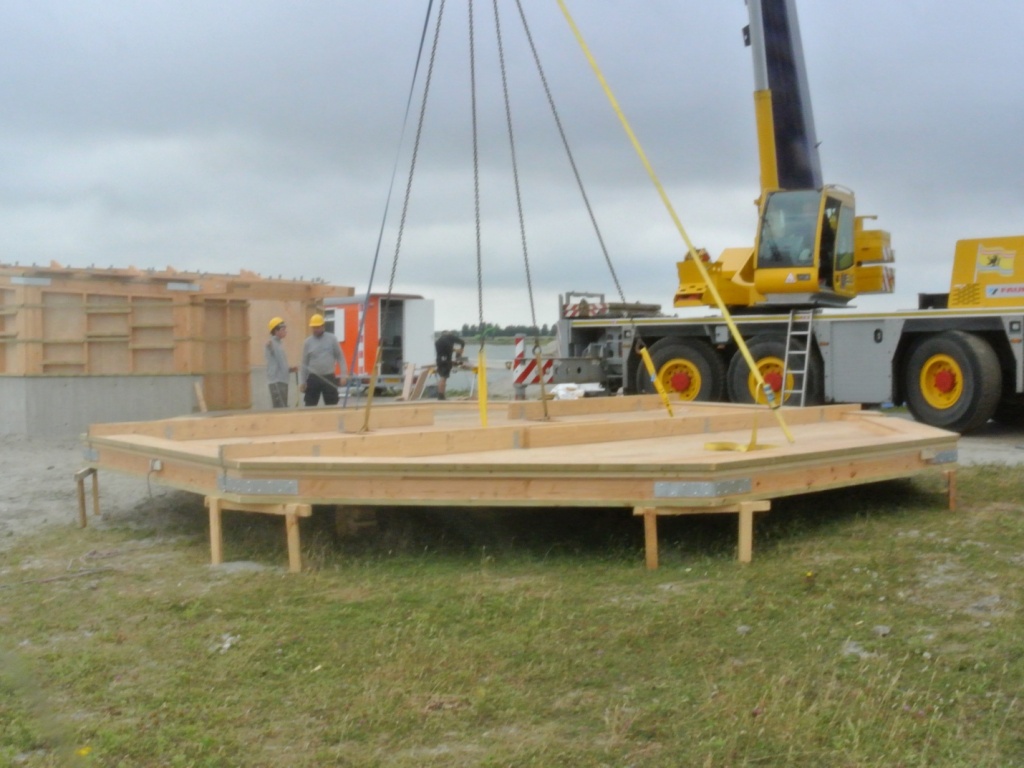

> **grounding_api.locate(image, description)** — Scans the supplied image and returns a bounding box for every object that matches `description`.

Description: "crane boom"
[746,0,822,192]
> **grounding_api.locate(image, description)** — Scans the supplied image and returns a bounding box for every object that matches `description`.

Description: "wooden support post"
[194,381,208,413]
[204,497,311,572]
[634,500,771,570]
[738,501,755,564]
[642,508,658,570]
[74,468,99,528]
[207,497,224,566]
[91,471,100,520]
[75,472,87,528]
[284,504,310,573]
[410,366,433,401]
[944,469,957,511]
[399,362,416,401]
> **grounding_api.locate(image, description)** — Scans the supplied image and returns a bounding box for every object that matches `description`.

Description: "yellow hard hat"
[309,313,325,327]
[268,316,285,332]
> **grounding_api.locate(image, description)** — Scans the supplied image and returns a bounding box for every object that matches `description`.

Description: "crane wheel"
[636,338,726,401]
[725,335,822,406]
[903,331,1000,433]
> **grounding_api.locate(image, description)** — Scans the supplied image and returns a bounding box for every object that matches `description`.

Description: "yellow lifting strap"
[556,0,793,443]
[477,346,489,427]
[637,341,674,418]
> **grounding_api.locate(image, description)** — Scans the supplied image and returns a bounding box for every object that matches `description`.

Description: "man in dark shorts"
[434,331,465,401]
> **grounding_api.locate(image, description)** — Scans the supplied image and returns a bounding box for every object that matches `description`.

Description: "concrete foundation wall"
[0,375,202,438]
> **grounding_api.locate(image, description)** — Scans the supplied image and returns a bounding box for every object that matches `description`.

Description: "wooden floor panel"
[79,398,959,570]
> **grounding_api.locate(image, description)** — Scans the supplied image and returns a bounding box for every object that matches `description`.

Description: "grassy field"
[1,467,1022,767]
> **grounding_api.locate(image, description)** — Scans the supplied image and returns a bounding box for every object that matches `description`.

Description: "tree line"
[454,322,552,338]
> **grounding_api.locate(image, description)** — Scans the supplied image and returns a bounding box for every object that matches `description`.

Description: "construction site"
[5,0,1008,568]
[4,0,1024,765]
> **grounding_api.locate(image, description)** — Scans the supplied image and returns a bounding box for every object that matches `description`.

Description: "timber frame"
[80,397,959,572]
[0,262,352,411]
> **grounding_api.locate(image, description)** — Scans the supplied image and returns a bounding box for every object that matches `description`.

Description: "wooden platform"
[79,398,959,571]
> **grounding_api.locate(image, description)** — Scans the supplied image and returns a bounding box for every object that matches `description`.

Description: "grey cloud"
[0,1,1022,327]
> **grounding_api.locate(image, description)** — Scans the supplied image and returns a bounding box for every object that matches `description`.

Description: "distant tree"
[451,322,554,338]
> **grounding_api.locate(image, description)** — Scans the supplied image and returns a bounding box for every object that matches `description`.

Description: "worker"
[264,317,295,408]
[299,314,346,406]
[434,330,465,401]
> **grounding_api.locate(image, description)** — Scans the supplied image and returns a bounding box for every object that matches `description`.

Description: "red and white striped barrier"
[562,302,608,318]
[512,335,553,386]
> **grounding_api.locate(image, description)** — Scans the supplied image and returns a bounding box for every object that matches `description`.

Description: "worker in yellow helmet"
[264,317,295,408]
[299,313,347,406]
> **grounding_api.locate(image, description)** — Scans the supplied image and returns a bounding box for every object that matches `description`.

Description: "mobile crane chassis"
[551,0,1024,434]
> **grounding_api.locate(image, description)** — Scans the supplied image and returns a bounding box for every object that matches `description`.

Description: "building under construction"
[0,262,352,436]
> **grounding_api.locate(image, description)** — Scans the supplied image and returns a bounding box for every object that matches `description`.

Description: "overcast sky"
[2,1,1022,329]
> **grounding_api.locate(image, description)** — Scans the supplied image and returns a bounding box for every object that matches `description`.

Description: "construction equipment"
[673,0,892,310]
[323,294,435,394]
[549,0,1024,433]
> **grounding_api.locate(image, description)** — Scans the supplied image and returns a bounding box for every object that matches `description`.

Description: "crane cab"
[752,188,858,306]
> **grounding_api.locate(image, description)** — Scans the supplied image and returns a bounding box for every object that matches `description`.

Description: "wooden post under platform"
[204,497,313,573]
[74,468,100,528]
[634,500,772,570]
[944,468,957,511]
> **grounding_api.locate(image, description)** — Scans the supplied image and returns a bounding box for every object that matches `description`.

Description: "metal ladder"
[782,309,816,406]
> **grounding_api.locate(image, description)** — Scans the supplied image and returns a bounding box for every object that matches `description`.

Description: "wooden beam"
[89,403,436,441]
[194,381,208,413]
[220,405,941,463]
[506,396,862,422]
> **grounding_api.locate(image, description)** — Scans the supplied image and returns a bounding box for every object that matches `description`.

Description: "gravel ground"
[1,420,1021,551]
[0,435,195,553]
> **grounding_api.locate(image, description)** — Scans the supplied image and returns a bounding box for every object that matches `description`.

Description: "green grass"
[1,469,1023,766]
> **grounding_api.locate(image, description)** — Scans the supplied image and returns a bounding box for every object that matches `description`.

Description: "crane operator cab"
[753,188,857,306]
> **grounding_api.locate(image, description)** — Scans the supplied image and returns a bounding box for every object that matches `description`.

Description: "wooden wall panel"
[0,266,349,410]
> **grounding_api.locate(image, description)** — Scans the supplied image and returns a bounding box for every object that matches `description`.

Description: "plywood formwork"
[80,398,959,572]
[0,262,352,413]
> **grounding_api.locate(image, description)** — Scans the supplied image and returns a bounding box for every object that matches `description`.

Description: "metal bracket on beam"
[654,478,752,499]
[217,477,299,495]
[922,449,958,465]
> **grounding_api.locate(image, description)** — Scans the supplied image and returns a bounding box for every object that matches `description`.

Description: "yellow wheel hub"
[919,353,962,410]
[659,359,702,400]
[748,356,790,404]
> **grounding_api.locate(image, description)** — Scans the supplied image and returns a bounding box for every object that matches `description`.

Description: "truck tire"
[636,337,726,401]
[726,335,822,406]
[903,331,1001,433]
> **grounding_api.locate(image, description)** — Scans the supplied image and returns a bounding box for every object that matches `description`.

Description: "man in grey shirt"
[299,313,346,406]
[264,317,294,408]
